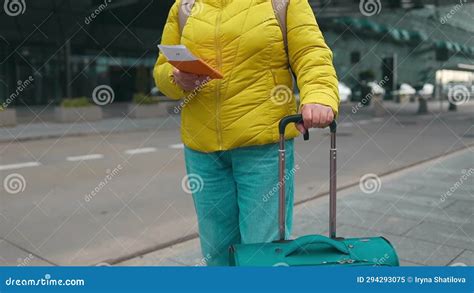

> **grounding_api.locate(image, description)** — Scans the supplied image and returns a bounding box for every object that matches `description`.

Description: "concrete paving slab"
[351,190,453,209]
[405,221,474,251]
[337,209,420,236]
[119,256,184,267]
[404,178,474,194]
[449,250,474,266]
[0,240,51,266]
[118,238,202,267]
[399,259,423,266]
[442,200,473,217]
[341,195,468,225]
[416,185,474,202]
[293,202,330,237]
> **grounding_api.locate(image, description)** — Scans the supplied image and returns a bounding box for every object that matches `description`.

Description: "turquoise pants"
[184,140,295,266]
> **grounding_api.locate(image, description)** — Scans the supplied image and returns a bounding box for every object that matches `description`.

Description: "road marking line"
[125,148,158,155]
[339,122,354,127]
[0,162,41,171]
[169,144,184,149]
[66,154,104,162]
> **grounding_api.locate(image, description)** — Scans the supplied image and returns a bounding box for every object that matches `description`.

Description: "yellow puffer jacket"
[155,0,339,153]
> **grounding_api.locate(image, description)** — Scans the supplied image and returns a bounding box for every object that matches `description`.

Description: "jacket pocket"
[270,69,296,116]
[271,68,293,88]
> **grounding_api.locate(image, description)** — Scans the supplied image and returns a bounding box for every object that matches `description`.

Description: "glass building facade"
[0,0,472,107]
[0,0,174,106]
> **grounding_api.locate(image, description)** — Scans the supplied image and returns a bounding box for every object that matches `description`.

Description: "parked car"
[418,83,434,99]
[393,83,416,103]
[368,82,386,95]
[338,82,352,103]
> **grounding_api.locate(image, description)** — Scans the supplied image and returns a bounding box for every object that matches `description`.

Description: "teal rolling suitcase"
[229,115,399,267]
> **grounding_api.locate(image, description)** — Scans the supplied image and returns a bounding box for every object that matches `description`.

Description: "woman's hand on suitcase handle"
[173,69,210,92]
[297,104,335,134]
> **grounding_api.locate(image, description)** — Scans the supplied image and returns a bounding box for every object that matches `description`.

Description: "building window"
[351,51,361,64]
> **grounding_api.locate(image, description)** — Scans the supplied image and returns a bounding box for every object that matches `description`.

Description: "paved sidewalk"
[0,116,180,143]
[118,147,474,266]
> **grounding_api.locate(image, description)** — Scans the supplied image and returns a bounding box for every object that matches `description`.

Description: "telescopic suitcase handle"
[278,114,338,241]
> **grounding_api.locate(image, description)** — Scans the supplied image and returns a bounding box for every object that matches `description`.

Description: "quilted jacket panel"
[155,0,339,152]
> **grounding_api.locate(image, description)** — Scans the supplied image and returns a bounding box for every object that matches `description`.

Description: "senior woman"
[155,0,339,266]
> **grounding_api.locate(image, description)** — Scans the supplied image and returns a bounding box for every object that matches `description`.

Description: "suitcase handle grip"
[283,235,349,256]
[278,114,337,137]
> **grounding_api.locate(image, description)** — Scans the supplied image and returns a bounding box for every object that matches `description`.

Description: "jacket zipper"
[215,10,223,150]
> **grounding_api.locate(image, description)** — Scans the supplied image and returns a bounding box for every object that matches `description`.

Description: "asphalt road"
[0,102,473,265]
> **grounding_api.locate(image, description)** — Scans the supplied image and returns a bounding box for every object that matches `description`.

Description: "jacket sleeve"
[287,0,340,116]
[153,1,186,100]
